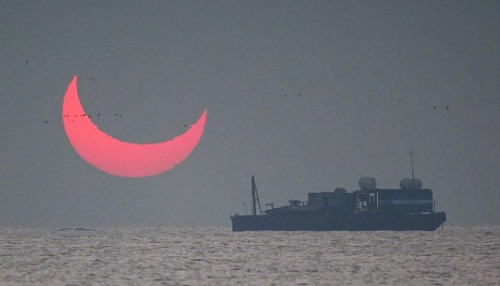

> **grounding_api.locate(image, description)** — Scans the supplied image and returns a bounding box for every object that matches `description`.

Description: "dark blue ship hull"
[231,211,446,231]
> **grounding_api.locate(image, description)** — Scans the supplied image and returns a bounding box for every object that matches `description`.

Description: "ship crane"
[251,175,262,215]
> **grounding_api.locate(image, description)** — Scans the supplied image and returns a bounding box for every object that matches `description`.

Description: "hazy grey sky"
[1,1,499,227]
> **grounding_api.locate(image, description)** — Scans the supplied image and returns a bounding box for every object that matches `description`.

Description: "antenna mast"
[410,150,415,180]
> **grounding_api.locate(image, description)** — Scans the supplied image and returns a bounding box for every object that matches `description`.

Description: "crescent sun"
[62,76,207,177]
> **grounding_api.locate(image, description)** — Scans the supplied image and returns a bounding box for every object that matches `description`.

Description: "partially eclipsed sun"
[62,76,207,177]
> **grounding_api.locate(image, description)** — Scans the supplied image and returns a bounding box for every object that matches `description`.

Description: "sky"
[1,1,499,227]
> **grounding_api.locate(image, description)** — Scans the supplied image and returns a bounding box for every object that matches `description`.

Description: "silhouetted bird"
[26,60,29,64]
[446,105,449,109]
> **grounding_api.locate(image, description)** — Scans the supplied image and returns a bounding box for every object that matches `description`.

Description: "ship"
[231,153,446,231]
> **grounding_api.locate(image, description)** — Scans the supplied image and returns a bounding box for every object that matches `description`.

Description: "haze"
[1,1,499,227]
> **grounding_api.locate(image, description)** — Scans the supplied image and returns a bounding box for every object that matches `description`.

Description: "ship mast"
[410,150,415,180]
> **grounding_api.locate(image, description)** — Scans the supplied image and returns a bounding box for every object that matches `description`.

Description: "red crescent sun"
[62,76,207,177]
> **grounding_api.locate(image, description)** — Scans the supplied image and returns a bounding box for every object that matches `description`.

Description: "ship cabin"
[306,177,435,215]
[355,188,434,214]
[307,188,356,213]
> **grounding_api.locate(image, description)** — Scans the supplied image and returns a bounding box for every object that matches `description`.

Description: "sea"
[1,226,498,285]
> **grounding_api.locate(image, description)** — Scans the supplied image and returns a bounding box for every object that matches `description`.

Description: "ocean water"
[1,226,498,285]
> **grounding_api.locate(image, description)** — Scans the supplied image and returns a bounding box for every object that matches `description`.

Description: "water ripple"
[0,226,498,285]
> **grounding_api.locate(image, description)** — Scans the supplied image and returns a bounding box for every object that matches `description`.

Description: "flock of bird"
[59,112,123,123]
[399,98,450,112]
[27,60,450,124]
